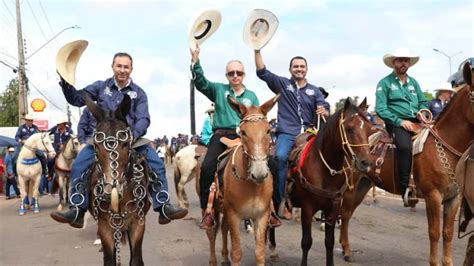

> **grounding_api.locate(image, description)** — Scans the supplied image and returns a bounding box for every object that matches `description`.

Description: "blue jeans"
[275,133,296,207]
[38,174,52,194]
[69,144,168,211]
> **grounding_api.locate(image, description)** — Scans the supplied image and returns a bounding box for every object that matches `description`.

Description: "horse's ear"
[463,62,472,86]
[343,97,352,111]
[83,92,104,122]
[260,94,280,115]
[115,94,131,122]
[227,95,246,117]
[358,97,368,111]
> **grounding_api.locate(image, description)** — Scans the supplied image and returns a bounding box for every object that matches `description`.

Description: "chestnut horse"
[205,94,279,266]
[55,135,80,211]
[86,95,151,266]
[339,62,474,265]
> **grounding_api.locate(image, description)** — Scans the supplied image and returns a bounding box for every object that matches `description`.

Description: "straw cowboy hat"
[434,82,455,93]
[56,117,69,125]
[56,40,88,85]
[383,47,419,68]
[205,103,215,113]
[243,9,279,50]
[188,9,222,51]
[24,114,34,120]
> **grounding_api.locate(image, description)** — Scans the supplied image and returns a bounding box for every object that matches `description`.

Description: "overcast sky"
[0,0,472,138]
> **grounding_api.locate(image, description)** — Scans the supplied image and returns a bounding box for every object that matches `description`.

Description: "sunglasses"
[226,70,245,77]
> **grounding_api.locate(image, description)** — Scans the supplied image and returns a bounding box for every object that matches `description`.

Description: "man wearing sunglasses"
[190,44,262,229]
[254,49,326,219]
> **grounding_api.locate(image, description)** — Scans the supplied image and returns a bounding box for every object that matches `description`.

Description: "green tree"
[335,96,359,111]
[0,78,19,126]
[423,90,434,101]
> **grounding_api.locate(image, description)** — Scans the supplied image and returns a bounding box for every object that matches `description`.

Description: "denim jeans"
[274,133,296,207]
[69,144,168,211]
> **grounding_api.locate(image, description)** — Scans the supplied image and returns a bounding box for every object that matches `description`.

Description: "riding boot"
[50,206,85,228]
[158,202,188,225]
[268,211,282,228]
[199,208,216,230]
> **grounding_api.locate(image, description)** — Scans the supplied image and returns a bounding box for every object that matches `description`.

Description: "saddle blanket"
[412,128,430,155]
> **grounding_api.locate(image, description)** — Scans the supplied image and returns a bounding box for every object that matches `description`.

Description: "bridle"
[232,113,269,180]
[23,132,54,156]
[60,136,79,160]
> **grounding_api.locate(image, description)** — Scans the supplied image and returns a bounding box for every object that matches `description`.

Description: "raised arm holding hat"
[375,47,428,207]
[51,43,187,228]
[250,10,325,216]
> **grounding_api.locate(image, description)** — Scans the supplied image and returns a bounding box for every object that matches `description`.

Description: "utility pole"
[16,0,27,125]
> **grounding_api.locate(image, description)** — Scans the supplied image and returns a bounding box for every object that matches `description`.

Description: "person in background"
[200,104,214,146]
[428,83,455,120]
[3,147,20,199]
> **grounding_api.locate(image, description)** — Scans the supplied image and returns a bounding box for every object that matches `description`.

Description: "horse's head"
[227,94,280,184]
[85,93,133,188]
[332,98,372,173]
[40,132,56,159]
[64,135,81,158]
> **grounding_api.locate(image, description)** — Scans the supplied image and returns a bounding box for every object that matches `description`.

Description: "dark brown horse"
[205,94,279,266]
[339,62,474,265]
[86,95,151,266]
[282,98,372,266]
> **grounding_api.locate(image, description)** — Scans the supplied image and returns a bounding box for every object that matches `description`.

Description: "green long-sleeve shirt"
[375,72,428,126]
[192,60,259,130]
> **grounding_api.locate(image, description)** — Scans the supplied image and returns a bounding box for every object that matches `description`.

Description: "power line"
[28,79,67,114]
[2,0,15,22]
[38,0,54,36]
[26,0,48,43]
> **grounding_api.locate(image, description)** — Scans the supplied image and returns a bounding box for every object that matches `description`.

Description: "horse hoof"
[33,207,40,213]
[344,255,354,262]
[19,209,26,216]
[57,205,63,211]
[319,223,325,232]
[270,254,280,262]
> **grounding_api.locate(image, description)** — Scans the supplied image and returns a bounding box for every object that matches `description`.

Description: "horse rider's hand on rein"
[401,120,416,132]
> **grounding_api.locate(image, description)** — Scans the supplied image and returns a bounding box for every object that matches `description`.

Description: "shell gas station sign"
[31,98,47,112]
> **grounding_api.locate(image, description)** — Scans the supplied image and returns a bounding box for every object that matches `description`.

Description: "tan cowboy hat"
[205,103,215,113]
[24,114,34,120]
[434,82,455,93]
[383,47,419,68]
[8,147,15,152]
[56,40,88,85]
[56,117,69,125]
[243,9,279,50]
[188,9,222,51]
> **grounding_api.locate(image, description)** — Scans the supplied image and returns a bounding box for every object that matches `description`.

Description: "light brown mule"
[206,94,279,266]
[340,62,474,265]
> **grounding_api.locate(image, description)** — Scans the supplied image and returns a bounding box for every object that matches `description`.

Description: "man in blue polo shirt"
[50,52,187,228]
[254,50,327,219]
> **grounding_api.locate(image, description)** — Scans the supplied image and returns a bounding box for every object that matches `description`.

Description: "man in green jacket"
[375,48,428,207]
[190,44,260,229]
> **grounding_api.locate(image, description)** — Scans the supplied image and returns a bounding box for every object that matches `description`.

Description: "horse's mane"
[435,84,468,123]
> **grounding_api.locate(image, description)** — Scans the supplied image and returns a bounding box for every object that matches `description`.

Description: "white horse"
[173,144,207,209]
[16,132,56,215]
[54,135,80,211]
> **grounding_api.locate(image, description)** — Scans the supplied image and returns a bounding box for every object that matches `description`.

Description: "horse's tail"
[111,187,119,213]
[173,157,181,194]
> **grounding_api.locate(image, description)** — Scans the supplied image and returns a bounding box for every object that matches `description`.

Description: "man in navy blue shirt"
[13,114,48,177]
[428,83,455,120]
[77,107,96,147]
[50,52,187,228]
[254,50,327,219]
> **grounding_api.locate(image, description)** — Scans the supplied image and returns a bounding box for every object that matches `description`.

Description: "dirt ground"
[0,163,469,266]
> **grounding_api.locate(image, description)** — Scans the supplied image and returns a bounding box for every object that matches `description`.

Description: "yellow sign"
[31,98,47,112]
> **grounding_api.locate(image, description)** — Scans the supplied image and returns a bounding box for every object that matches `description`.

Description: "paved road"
[0,163,468,265]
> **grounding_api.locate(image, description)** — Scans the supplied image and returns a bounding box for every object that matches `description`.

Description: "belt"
[213,128,237,135]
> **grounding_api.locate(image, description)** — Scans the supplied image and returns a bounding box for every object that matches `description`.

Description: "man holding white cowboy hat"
[50,41,187,228]
[428,82,455,119]
[375,47,428,207]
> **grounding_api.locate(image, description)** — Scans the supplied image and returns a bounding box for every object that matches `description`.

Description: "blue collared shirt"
[77,107,97,144]
[62,77,150,139]
[15,124,39,142]
[428,99,446,120]
[257,67,325,136]
[49,125,73,152]
[4,153,14,175]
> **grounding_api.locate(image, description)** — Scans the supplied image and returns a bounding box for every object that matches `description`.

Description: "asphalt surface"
[0,163,469,266]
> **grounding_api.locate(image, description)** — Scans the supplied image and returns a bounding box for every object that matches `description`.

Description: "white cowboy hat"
[383,47,419,68]
[8,147,15,152]
[205,103,215,113]
[188,9,222,51]
[243,9,279,50]
[24,114,34,120]
[56,117,69,125]
[434,82,455,93]
[56,40,88,85]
